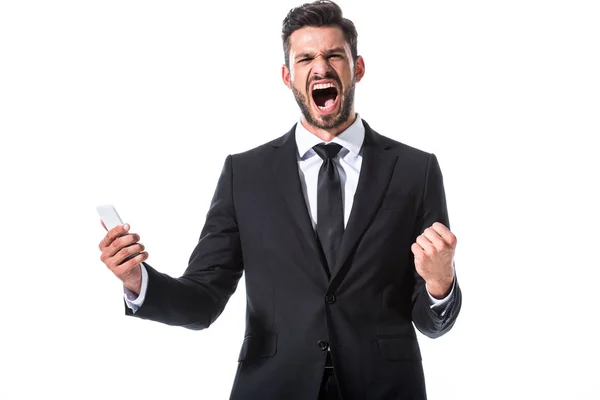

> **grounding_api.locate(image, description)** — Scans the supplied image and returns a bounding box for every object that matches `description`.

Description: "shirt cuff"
[427,277,456,312]
[123,263,149,313]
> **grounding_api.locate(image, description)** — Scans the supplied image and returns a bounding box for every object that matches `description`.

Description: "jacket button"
[325,293,336,304]
[317,340,329,351]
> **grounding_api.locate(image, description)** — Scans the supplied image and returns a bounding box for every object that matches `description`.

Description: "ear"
[282,64,292,89]
[354,55,365,83]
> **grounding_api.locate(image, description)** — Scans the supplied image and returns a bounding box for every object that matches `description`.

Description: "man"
[98,1,461,399]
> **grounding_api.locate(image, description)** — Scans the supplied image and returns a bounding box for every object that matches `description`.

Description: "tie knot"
[313,143,342,160]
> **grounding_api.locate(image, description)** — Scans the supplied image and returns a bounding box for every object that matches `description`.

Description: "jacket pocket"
[238,332,278,361]
[377,337,422,361]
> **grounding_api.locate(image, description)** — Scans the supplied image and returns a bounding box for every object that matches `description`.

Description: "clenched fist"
[98,222,148,295]
[411,222,456,299]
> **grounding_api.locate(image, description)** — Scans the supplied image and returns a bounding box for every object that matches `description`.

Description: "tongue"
[324,98,335,108]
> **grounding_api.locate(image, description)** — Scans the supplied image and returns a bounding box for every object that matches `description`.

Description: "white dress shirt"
[125,114,454,312]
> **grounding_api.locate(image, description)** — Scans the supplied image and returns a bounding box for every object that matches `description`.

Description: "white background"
[1,1,599,399]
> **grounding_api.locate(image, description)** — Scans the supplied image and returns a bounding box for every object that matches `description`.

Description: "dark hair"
[282,1,358,68]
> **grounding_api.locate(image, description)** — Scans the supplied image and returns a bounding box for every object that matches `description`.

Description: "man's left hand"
[411,222,457,299]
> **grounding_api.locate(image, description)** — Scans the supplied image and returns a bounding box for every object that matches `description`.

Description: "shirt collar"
[295,114,365,159]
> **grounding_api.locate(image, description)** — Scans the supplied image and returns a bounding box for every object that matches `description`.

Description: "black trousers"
[318,367,341,400]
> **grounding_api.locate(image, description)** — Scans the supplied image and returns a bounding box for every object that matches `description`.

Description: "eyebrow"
[294,47,347,60]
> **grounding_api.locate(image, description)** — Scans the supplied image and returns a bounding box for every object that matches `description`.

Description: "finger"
[100,219,107,231]
[104,240,141,270]
[101,233,140,260]
[113,242,145,266]
[113,252,148,279]
[416,234,435,255]
[99,223,130,250]
[431,222,457,247]
[411,242,424,259]
[105,234,141,259]
[422,227,446,251]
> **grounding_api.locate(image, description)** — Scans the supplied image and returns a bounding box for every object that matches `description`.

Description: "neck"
[300,112,357,143]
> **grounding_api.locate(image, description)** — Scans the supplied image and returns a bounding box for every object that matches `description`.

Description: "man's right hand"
[99,223,148,295]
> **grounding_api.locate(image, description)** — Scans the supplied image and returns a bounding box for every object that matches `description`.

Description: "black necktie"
[313,143,344,273]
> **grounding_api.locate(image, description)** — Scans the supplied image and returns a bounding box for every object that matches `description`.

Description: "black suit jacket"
[126,120,462,399]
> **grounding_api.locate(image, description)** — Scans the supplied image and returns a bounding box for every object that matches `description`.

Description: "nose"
[311,55,333,78]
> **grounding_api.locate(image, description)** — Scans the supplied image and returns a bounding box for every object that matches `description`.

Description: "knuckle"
[124,258,138,271]
[450,234,457,246]
[117,260,130,272]
[106,230,115,241]
[114,262,128,273]
[107,256,118,268]
[107,263,118,275]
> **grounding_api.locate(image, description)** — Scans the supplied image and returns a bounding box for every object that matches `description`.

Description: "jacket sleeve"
[125,155,244,330]
[411,153,462,338]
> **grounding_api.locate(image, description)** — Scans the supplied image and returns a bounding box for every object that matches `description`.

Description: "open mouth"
[310,81,339,114]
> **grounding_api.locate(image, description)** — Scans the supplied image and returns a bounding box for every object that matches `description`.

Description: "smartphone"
[97,204,140,262]
[96,204,124,230]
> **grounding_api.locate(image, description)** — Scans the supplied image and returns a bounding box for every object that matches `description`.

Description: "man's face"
[282,26,365,131]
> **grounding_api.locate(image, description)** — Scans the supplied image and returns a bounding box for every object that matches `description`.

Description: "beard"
[291,76,356,131]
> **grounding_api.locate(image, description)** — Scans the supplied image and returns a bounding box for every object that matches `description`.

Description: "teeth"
[313,82,335,90]
[318,105,333,110]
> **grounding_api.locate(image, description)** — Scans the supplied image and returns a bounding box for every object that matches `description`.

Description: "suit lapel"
[271,126,329,277]
[331,122,398,278]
